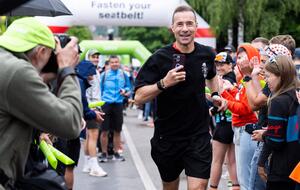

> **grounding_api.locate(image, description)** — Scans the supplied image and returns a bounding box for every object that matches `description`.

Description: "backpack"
[100,69,127,96]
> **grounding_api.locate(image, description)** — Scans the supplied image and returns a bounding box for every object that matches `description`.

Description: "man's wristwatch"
[157,79,166,91]
[243,76,252,82]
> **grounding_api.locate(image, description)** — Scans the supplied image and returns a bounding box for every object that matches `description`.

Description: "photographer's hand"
[162,65,186,88]
[55,36,79,69]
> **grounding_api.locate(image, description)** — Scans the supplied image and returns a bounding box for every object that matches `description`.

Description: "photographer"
[0,17,82,189]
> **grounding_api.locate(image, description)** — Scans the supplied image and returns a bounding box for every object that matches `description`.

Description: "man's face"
[31,46,52,73]
[89,54,99,66]
[109,57,120,70]
[171,11,197,46]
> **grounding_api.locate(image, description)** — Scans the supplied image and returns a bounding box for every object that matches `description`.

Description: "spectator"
[209,52,239,190]
[99,55,131,162]
[220,44,260,190]
[224,44,237,65]
[76,61,107,177]
[252,55,300,190]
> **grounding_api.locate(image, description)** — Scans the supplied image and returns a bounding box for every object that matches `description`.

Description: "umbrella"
[0,0,30,15]
[4,0,72,16]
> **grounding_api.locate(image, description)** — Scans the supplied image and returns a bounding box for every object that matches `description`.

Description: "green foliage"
[188,0,300,46]
[66,26,92,42]
[119,27,174,53]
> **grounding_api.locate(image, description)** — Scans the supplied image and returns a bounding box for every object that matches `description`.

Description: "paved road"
[74,109,230,190]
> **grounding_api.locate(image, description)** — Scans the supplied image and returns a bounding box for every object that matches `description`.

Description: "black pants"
[266,181,296,190]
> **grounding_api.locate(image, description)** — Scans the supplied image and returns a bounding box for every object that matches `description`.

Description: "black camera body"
[56,34,71,48]
[210,106,219,116]
[41,34,79,74]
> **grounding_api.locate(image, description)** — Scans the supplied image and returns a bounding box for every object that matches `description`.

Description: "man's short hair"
[251,37,269,46]
[108,55,119,61]
[172,5,196,24]
[269,35,296,55]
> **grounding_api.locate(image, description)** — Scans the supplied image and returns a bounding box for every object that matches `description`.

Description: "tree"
[119,27,174,53]
[66,26,93,42]
[187,0,300,50]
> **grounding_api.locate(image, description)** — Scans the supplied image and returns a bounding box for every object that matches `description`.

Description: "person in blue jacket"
[99,55,131,162]
[76,61,107,177]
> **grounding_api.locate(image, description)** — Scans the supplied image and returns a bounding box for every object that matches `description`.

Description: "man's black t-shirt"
[135,42,216,141]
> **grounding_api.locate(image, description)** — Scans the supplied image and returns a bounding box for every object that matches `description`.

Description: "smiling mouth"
[179,33,191,38]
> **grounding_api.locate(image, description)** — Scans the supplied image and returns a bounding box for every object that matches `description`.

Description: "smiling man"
[134,5,220,190]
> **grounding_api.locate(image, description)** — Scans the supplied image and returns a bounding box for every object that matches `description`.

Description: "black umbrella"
[0,0,30,15]
[4,0,72,16]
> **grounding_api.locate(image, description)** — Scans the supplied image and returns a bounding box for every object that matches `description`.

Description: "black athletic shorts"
[101,103,123,132]
[150,133,212,182]
[86,120,99,129]
[212,121,234,144]
[54,137,81,175]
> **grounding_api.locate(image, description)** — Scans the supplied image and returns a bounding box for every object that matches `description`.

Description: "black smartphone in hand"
[173,54,185,71]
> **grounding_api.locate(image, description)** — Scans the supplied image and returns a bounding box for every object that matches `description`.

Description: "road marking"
[123,125,157,190]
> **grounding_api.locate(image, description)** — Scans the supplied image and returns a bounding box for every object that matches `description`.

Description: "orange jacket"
[221,86,257,127]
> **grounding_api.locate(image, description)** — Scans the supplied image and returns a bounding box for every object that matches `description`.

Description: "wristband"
[156,80,165,91]
[243,76,252,82]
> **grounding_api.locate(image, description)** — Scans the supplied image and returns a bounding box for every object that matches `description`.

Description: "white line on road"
[123,124,157,190]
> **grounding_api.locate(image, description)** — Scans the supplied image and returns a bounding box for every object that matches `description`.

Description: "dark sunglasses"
[265,46,278,57]
[268,56,280,70]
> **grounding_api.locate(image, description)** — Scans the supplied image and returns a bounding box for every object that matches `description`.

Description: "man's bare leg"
[187,176,208,190]
[162,178,180,190]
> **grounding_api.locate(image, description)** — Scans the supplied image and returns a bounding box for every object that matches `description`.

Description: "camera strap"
[55,67,76,95]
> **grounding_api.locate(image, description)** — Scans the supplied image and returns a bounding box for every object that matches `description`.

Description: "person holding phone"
[134,5,223,190]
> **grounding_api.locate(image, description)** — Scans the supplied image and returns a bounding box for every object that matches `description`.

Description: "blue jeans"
[249,142,266,190]
[233,127,257,190]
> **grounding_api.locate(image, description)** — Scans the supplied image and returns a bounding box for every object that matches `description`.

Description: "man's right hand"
[55,36,80,69]
[95,110,105,123]
[162,65,186,88]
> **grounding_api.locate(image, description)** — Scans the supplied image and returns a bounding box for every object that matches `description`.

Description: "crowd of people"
[0,4,300,190]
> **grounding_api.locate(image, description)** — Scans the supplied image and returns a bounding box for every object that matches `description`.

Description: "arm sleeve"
[205,48,216,80]
[262,84,271,97]
[79,80,96,120]
[265,98,288,150]
[124,74,132,94]
[7,65,82,139]
[222,88,253,115]
[134,55,161,91]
